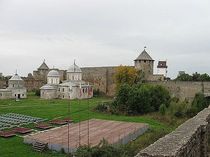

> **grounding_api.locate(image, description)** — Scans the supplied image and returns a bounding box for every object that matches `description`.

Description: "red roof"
[0,130,16,138]
[13,127,32,134]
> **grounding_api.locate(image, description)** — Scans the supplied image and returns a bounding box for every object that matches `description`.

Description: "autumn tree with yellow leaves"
[114,65,144,89]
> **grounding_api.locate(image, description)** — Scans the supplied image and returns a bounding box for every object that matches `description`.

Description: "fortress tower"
[134,48,154,78]
[33,60,50,82]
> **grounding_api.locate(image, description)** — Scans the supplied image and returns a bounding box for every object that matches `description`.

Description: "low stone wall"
[136,107,210,157]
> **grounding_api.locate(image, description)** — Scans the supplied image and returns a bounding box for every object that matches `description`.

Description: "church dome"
[10,73,22,81]
[67,63,82,73]
[47,70,60,77]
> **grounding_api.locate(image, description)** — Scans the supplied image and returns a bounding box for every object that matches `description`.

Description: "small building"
[157,61,168,77]
[40,62,93,100]
[0,73,27,99]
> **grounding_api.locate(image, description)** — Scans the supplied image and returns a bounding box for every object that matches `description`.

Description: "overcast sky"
[0,0,210,78]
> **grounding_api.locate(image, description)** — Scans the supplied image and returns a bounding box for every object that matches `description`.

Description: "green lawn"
[0,94,182,157]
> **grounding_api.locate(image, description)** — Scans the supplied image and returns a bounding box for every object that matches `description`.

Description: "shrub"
[95,102,111,113]
[192,93,208,112]
[159,104,167,115]
[168,100,190,117]
[75,139,123,157]
[34,89,40,96]
[93,89,105,97]
[114,83,170,114]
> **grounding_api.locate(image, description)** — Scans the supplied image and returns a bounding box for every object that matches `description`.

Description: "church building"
[40,62,93,99]
[0,73,27,99]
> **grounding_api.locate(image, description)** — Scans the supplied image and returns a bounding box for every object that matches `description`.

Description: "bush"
[185,107,197,117]
[75,139,124,157]
[34,89,40,96]
[113,83,170,115]
[159,104,167,115]
[95,102,111,113]
[192,93,208,112]
[168,100,190,118]
[93,89,106,97]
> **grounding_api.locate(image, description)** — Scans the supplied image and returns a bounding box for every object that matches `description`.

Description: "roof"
[67,63,82,73]
[47,70,60,77]
[157,61,168,68]
[9,74,23,81]
[0,89,11,92]
[60,80,87,87]
[40,84,57,90]
[38,61,49,70]
[134,49,154,61]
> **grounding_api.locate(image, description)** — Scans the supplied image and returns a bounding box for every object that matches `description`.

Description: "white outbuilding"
[0,73,27,99]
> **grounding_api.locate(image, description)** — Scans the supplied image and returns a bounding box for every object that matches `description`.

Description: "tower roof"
[134,49,154,61]
[38,60,49,70]
[10,73,22,81]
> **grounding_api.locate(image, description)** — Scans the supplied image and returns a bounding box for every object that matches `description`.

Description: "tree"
[200,73,210,81]
[175,73,192,81]
[192,72,201,81]
[175,72,210,81]
[114,66,143,90]
[115,84,171,114]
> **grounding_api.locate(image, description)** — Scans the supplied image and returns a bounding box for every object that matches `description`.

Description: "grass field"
[0,93,185,157]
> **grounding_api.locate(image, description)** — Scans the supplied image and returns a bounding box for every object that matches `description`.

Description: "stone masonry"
[136,106,210,157]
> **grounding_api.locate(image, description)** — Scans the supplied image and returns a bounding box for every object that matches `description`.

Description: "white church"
[40,62,93,100]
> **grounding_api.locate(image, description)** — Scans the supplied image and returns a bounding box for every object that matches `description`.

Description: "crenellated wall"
[136,106,210,157]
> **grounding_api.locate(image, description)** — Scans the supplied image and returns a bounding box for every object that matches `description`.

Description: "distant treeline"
[175,72,210,81]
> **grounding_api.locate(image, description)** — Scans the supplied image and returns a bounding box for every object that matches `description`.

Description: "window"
[63,88,64,92]
[22,94,24,96]
[144,60,146,63]
[63,95,64,98]
[15,94,16,97]
[13,84,15,87]
[0,93,2,97]
[83,88,85,93]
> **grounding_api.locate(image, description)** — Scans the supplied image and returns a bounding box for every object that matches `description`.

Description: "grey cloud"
[0,0,210,78]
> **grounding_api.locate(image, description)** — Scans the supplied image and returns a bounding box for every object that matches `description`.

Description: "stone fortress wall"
[150,81,210,101]
[136,106,210,157]
[2,67,210,101]
[1,49,210,100]
[81,66,118,96]
[1,67,210,101]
